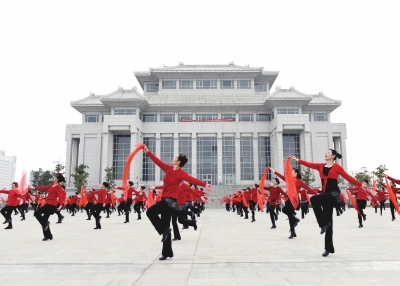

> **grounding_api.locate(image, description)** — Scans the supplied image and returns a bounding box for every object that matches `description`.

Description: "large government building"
[0,150,17,189]
[65,63,347,191]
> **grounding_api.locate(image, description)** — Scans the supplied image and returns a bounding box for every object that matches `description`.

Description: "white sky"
[1,0,400,183]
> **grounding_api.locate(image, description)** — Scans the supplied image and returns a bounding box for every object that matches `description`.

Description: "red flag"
[346,190,361,216]
[385,177,400,215]
[285,159,299,209]
[18,170,28,195]
[258,168,270,211]
[122,144,145,198]
[242,192,249,208]
[80,185,87,206]
[147,189,154,208]
[111,188,116,206]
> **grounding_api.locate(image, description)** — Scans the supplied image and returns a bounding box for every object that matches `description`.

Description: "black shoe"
[182,227,189,229]
[42,237,53,241]
[320,223,331,234]
[3,219,11,224]
[20,218,25,221]
[358,224,363,228]
[251,218,255,222]
[56,221,61,224]
[193,220,197,231]
[392,217,396,221]
[322,250,331,257]
[270,225,276,229]
[86,218,91,220]
[362,214,367,221]
[293,219,299,228]
[244,217,248,219]
[124,221,129,223]
[137,217,141,220]
[59,216,64,223]
[4,225,13,229]
[288,230,296,239]
[94,227,101,229]
[159,255,173,260]
[172,238,181,241]
[161,227,172,242]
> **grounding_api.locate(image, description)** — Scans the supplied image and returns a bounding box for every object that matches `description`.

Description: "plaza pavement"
[0,206,399,286]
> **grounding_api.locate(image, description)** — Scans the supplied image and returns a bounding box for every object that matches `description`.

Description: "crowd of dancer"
[1,147,400,259]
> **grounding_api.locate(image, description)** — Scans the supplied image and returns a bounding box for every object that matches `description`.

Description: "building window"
[147,84,159,92]
[237,80,251,89]
[113,135,131,180]
[196,114,218,121]
[197,137,217,185]
[85,115,99,123]
[179,80,193,89]
[240,136,254,181]
[239,114,253,122]
[222,137,236,185]
[257,114,271,121]
[143,114,157,122]
[221,113,235,119]
[114,109,136,115]
[282,133,300,169]
[160,114,175,122]
[255,83,267,92]
[142,137,156,181]
[314,113,328,121]
[220,80,234,89]
[196,80,217,89]
[160,137,174,179]
[139,111,143,121]
[179,137,192,175]
[162,81,176,89]
[258,136,271,180]
[277,108,299,114]
[178,114,193,122]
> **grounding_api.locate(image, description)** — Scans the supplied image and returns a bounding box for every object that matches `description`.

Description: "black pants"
[54,204,64,221]
[282,200,296,231]
[225,204,231,211]
[30,203,38,212]
[242,205,249,218]
[232,204,236,212]
[134,202,143,218]
[268,205,277,226]
[237,202,243,215]
[34,204,57,239]
[19,203,29,220]
[85,202,94,218]
[91,203,103,228]
[356,200,366,225]
[124,198,133,222]
[249,201,256,219]
[301,201,309,218]
[118,203,125,215]
[146,199,174,257]
[310,193,335,253]
[1,205,15,227]
[71,203,77,215]
[390,200,396,219]
[378,200,386,215]
[105,204,111,217]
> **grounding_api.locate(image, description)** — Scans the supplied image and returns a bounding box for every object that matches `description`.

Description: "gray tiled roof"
[101,87,146,101]
[309,93,341,105]
[149,64,263,72]
[269,86,312,100]
[70,93,104,106]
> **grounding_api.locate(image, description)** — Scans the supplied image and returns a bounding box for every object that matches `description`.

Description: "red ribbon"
[285,159,299,209]
[385,177,400,215]
[122,144,145,198]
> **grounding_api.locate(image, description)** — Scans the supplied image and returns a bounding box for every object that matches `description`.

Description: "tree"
[30,168,43,186]
[350,167,372,185]
[38,170,53,186]
[70,164,89,192]
[301,168,315,186]
[104,167,115,191]
[372,165,388,183]
[53,164,65,176]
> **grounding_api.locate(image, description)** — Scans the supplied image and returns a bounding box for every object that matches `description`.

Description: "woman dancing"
[347,180,371,228]
[0,183,27,229]
[29,174,66,240]
[289,149,361,257]
[143,145,212,260]
[263,178,287,229]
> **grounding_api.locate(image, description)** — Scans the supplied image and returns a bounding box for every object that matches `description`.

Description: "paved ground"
[0,206,399,285]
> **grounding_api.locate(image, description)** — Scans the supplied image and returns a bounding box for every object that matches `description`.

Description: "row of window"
[146,81,268,92]
[85,111,328,122]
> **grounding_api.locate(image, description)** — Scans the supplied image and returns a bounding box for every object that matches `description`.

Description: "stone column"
[253,134,259,181]
[191,133,197,177]
[217,132,223,185]
[235,133,241,184]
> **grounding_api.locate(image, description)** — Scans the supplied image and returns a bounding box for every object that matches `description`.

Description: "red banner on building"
[180,118,235,122]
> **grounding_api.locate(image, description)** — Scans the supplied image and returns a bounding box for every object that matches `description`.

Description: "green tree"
[350,167,372,185]
[53,163,65,176]
[372,165,388,183]
[38,170,53,186]
[104,167,115,191]
[70,164,89,192]
[301,168,315,186]
[30,168,43,186]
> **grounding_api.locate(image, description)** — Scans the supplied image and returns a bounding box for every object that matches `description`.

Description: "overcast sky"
[1,0,399,184]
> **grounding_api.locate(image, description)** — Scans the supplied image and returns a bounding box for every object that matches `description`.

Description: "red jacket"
[264,186,287,201]
[117,187,138,199]
[0,189,26,207]
[33,184,65,207]
[23,193,33,203]
[376,190,387,201]
[347,187,368,201]
[106,195,112,204]
[90,188,107,204]
[298,160,361,192]
[146,151,206,199]
[117,197,125,204]
[87,193,96,204]
[134,192,147,203]
[299,188,318,201]
[177,184,200,205]
[244,190,251,201]
[71,195,78,204]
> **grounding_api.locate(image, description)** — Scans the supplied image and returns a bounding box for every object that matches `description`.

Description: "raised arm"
[32,185,52,192]
[386,175,400,184]
[273,171,286,182]
[144,151,170,173]
[337,165,362,187]
[0,190,10,194]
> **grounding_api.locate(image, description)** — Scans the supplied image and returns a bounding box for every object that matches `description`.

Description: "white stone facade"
[65,64,347,190]
[0,150,17,189]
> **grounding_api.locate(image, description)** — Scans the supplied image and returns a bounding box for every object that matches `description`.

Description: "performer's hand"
[288,155,299,162]
[270,167,275,173]
[143,145,149,154]
[205,184,213,192]
[149,186,155,190]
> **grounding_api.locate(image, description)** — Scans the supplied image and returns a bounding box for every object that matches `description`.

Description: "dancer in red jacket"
[89,182,109,229]
[347,180,373,228]
[29,173,66,240]
[264,178,288,229]
[117,182,138,223]
[143,145,212,261]
[289,149,361,257]
[0,182,27,229]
